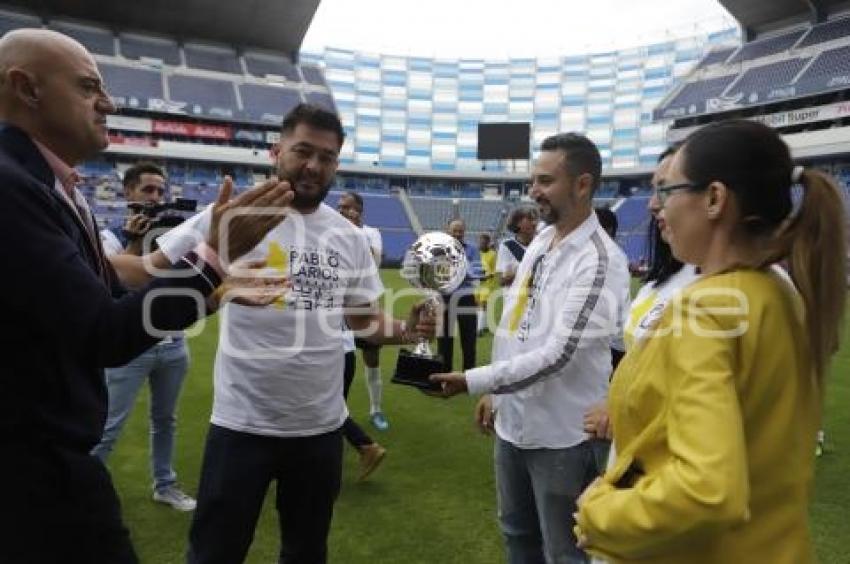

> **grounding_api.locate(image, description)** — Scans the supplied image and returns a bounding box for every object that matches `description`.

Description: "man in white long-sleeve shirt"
[432,133,630,564]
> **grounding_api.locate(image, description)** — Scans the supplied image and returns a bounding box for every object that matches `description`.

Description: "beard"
[537,199,559,225]
[279,167,333,210]
[292,181,332,209]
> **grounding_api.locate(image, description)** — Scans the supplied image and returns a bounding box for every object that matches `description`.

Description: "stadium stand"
[795,44,850,93]
[49,21,115,56]
[300,65,327,86]
[661,75,738,115]
[727,28,805,63]
[245,52,302,82]
[457,200,509,234]
[119,33,181,65]
[5,0,847,272]
[798,15,850,47]
[167,74,238,117]
[304,91,336,111]
[611,196,651,263]
[184,44,242,74]
[99,63,164,101]
[240,84,303,123]
[409,197,454,231]
[656,8,850,119]
[695,46,737,68]
[724,56,811,101]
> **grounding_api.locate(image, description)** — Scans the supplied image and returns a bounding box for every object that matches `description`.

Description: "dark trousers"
[438,290,478,372]
[187,425,344,564]
[341,351,372,449]
[3,441,138,564]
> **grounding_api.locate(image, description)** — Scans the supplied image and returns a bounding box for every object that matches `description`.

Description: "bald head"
[0,28,114,165]
[0,29,91,79]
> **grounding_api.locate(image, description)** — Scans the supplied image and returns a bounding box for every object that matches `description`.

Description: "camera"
[125,197,198,238]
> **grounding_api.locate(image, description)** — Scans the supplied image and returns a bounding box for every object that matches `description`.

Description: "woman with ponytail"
[575,120,847,564]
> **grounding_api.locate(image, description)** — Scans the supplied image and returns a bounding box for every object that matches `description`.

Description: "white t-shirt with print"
[158,203,384,437]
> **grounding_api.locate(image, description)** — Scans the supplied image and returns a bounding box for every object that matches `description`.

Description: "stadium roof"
[719,0,850,37]
[10,0,319,57]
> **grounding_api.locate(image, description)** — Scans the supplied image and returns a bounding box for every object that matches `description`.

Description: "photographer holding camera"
[92,162,197,511]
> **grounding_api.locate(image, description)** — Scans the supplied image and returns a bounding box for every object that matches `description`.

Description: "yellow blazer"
[577,269,820,564]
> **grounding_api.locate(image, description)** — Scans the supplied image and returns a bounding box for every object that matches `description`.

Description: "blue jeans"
[495,437,597,564]
[91,339,189,492]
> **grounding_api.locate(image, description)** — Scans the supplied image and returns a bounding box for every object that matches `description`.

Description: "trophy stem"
[413,340,432,356]
[412,292,441,357]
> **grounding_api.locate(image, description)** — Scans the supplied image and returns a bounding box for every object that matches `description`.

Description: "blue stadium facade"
[301,28,738,173]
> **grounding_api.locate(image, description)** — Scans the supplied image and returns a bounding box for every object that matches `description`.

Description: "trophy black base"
[392,348,445,391]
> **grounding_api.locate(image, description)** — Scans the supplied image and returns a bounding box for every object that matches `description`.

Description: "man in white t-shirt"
[432,133,630,564]
[157,104,433,564]
[496,206,538,287]
[337,191,390,431]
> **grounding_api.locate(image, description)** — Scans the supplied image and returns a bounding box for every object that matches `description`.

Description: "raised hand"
[206,176,295,262]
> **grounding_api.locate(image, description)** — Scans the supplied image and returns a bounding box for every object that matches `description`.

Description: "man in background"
[92,162,196,511]
[439,218,483,372]
[496,207,538,287]
[337,191,390,430]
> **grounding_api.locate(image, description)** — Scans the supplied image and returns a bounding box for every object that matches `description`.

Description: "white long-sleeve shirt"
[466,213,630,449]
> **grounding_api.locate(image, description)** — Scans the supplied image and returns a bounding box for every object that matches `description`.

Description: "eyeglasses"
[655,182,705,207]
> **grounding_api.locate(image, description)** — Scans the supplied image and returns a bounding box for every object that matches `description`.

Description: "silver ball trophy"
[392,231,469,391]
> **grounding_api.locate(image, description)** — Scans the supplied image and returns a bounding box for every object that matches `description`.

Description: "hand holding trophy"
[392,232,468,391]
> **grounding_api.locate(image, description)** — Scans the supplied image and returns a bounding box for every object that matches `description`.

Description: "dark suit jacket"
[0,124,221,453]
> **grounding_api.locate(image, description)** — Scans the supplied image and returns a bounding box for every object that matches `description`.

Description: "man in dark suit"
[0,29,293,563]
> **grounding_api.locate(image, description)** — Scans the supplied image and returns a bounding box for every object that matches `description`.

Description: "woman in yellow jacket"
[575,120,847,564]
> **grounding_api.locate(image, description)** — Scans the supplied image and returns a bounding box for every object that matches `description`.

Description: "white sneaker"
[153,486,197,512]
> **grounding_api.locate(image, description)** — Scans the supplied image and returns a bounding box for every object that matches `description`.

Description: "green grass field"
[108,270,850,563]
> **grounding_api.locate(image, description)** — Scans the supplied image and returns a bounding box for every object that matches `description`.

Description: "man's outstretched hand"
[206,176,295,262]
[428,372,468,398]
